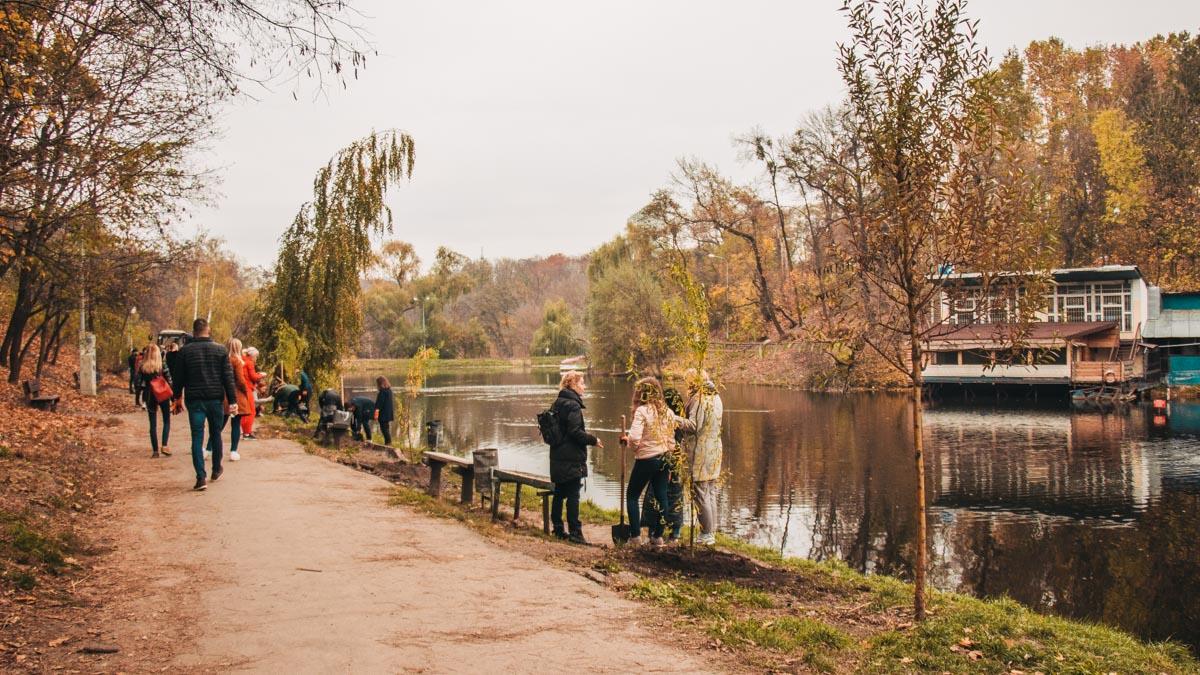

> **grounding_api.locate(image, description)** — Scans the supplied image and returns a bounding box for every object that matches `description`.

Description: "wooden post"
[427,461,443,497]
[490,477,501,520]
[540,491,551,534]
[458,468,474,504]
[513,485,522,520]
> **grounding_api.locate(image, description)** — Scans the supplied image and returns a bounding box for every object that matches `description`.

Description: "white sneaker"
[649,536,666,548]
[699,533,717,546]
[625,536,643,547]
[230,451,241,461]
[204,450,212,459]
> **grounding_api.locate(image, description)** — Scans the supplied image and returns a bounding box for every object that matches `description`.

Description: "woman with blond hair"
[619,377,693,547]
[547,370,603,543]
[138,343,174,457]
[225,338,253,461]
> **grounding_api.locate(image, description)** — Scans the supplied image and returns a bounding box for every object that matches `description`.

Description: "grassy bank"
[347,356,563,375]
[258,417,1197,673]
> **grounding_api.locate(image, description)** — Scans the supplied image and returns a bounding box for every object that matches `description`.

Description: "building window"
[961,350,992,365]
[932,351,959,365]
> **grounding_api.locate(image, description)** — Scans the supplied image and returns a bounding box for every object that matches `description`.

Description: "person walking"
[172,318,237,491]
[138,343,174,458]
[683,370,724,546]
[225,338,252,461]
[132,347,146,408]
[240,346,264,439]
[619,377,692,548]
[127,347,139,394]
[548,370,603,544]
[347,395,376,441]
[374,376,395,446]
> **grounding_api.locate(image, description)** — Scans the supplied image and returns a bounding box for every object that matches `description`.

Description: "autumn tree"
[530,300,581,356]
[836,0,1050,619]
[257,130,415,385]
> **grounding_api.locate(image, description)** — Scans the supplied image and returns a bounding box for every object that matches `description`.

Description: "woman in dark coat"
[548,370,603,543]
[374,376,395,445]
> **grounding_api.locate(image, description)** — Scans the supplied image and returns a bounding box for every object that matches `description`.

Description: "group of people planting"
[546,369,724,546]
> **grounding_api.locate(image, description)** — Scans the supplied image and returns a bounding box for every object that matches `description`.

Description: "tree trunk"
[909,332,927,621]
[2,268,36,383]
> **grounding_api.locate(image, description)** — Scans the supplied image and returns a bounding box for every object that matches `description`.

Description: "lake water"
[345,370,1200,650]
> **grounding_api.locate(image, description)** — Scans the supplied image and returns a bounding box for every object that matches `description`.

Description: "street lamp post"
[708,253,731,340]
[413,296,425,346]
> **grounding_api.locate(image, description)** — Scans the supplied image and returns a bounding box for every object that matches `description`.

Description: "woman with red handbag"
[139,343,175,457]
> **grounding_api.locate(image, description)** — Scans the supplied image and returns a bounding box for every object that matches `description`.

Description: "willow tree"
[258,130,415,384]
[836,0,1050,619]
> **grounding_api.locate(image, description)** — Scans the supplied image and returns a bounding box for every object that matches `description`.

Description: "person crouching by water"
[682,370,724,546]
[619,377,693,548]
[346,395,375,441]
[138,343,173,457]
[548,370,603,544]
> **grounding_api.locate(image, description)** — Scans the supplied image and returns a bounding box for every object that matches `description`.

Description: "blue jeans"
[627,455,670,538]
[187,399,225,480]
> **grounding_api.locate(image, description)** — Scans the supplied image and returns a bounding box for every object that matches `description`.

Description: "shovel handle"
[619,414,627,525]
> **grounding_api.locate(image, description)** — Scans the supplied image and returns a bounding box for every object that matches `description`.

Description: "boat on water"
[559,355,588,372]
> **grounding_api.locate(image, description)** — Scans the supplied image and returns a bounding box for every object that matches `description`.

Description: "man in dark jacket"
[548,371,603,543]
[346,395,375,441]
[172,318,237,491]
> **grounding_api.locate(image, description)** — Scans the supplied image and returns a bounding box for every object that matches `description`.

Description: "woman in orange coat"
[240,346,264,438]
[226,338,253,461]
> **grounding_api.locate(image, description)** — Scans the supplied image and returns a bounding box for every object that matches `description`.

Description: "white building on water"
[922,265,1155,388]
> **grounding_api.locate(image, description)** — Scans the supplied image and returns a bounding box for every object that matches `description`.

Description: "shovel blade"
[611,523,633,545]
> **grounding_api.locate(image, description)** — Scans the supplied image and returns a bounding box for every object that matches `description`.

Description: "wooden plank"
[491,468,555,491]
[423,451,472,467]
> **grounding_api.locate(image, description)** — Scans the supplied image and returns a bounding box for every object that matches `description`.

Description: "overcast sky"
[190,1,1200,271]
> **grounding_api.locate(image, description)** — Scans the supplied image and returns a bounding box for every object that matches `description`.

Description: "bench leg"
[513,485,521,520]
[541,494,551,534]
[459,469,474,504]
[427,463,443,497]
[490,479,501,520]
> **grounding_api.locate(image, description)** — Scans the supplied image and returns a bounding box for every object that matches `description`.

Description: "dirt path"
[84,412,714,673]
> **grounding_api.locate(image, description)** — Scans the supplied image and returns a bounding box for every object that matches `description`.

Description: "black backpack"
[537,402,565,447]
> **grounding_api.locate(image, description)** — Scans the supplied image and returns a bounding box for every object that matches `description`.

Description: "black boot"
[568,531,588,545]
[552,525,568,540]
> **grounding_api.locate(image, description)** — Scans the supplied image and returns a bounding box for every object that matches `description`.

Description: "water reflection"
[344,371,1200,650]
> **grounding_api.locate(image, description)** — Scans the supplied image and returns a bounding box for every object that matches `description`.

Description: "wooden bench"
[490,468,555,534]
[423,451,476,504]
[23,380,59,412]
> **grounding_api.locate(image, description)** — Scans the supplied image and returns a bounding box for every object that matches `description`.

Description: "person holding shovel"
[548,370,603,544]
[619,377,693,548]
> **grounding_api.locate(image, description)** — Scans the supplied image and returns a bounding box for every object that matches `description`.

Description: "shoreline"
[258,415,1199,672]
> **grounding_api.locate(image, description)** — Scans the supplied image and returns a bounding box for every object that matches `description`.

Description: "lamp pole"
[413,296,425,346]
[708,253,730,340]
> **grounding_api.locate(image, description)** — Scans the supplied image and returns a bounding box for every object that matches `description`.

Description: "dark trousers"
[627,455,670,538]
[187,399,224,480]
[642,467,684,539]
[352,415,373,441]
[551,477,583,534]
[378,420,392,445]
[207,414,244,453]
[146,399,171,453]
